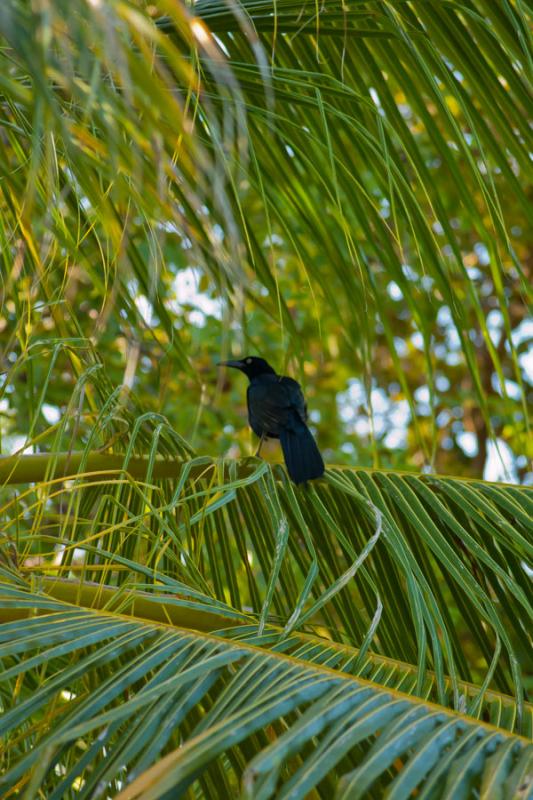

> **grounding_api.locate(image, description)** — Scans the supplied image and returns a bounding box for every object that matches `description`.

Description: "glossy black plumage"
[218,356,324,484]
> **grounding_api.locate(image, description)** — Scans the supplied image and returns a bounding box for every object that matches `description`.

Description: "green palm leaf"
[0,584,531,799]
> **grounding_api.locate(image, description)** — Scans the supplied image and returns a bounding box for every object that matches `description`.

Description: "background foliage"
[0,0,531,478]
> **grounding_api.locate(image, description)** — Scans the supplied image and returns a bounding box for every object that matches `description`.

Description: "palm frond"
[0,584,531,800]
[2,427,531,721]
[1,0,531,451]
[222,624,532,738]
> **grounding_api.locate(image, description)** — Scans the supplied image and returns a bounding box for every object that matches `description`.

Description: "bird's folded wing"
[248,379,306,433]
[247,382,289,430]
[279,377,307,425]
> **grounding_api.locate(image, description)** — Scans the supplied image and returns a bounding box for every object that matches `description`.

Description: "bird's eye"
[246,358,252,364]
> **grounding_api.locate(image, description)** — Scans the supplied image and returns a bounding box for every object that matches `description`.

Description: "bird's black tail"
[279,422,325,484]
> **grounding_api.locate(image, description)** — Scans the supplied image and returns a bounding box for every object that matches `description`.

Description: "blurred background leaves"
[0,0,531,479]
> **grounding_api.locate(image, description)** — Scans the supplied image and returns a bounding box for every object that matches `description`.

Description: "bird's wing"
[279,376,307,424]
[248,376,307,436]
[247,380,290,434]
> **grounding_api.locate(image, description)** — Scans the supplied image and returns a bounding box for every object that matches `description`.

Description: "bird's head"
[217,356,276,379]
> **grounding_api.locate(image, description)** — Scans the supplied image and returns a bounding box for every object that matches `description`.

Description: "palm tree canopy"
[0,0,532,798]
[0,0,531,474]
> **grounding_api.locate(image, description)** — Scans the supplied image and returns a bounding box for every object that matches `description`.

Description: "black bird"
[218,356,324,484]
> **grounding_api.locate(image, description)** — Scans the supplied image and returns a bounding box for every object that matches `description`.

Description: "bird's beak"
[217,359,245,370]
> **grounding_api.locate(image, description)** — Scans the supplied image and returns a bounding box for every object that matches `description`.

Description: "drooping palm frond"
[1,440,531,689]
[2,571,530,738]
[0,0,250,376]
[1,584,531,800]
[1,0,531,455]
[0,355,531,796]
[4,430,531,700]
[1,359,531,703]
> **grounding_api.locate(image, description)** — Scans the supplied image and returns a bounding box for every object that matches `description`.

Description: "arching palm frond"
[1,582,531,800]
